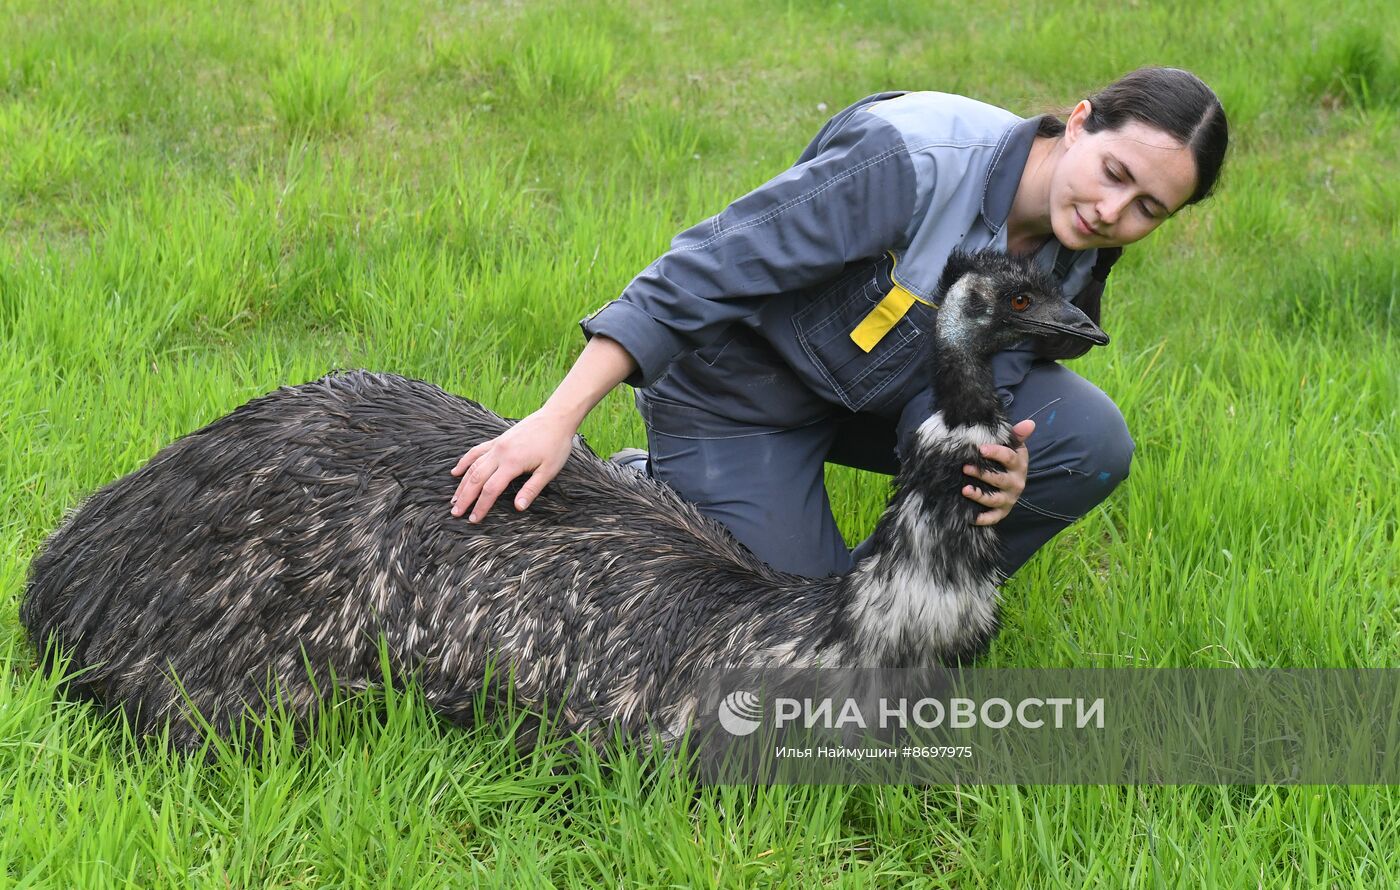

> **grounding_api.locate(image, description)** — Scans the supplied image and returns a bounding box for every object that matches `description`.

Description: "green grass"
[2,0,1398,885]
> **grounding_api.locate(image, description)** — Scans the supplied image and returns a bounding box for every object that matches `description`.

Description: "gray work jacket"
[580,90,1120,432]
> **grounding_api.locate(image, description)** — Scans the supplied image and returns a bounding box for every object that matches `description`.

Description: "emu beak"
[1014,298,1110,346]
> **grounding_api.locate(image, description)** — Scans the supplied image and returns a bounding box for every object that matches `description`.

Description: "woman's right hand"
[449,333,639,522]
[449,407,579,522]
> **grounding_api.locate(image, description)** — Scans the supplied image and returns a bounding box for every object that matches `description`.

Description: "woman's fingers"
[451,441,491,477]
[453,446,543,521]
[960,419,1035,526]
[514,465,559,512]
[449,410,580,520]
[963,461,1025,497]
[962,477,1007,503]
[450,452,499,518]
[962,479,1013,516]
[963,477,1014,527]
[465,463,518,522]
[978,443,1023,472]
[971,505,1010,527]
[1009,418,1036,449]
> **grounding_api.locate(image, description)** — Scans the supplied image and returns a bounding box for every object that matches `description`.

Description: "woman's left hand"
[962,418,1035,527]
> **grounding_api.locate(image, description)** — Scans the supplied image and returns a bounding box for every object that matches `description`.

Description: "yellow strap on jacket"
[850,282,933,352]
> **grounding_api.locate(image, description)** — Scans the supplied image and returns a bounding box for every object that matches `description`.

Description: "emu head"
[933,249,1109,356]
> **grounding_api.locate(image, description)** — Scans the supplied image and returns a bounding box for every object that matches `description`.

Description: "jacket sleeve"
[579,101,923,387]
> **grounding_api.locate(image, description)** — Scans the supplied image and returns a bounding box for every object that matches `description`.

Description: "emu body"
[21,251,1106,749]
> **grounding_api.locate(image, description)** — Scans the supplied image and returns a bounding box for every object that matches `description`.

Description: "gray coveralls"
[580,91,1134,578]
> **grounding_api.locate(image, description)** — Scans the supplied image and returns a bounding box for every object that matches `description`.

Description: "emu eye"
[1011,294,1031,312]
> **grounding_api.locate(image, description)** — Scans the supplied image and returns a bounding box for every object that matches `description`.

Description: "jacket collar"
[980,114,1051,233]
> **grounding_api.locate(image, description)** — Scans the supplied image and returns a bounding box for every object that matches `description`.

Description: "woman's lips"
[1075,209,1098,238]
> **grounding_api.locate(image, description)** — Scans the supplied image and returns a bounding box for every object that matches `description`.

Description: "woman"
[448,67,1228,579]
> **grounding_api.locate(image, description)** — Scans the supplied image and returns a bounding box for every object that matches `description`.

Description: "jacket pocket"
[792,254,932,414]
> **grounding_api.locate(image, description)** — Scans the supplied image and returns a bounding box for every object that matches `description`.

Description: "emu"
[21,250,1107,751]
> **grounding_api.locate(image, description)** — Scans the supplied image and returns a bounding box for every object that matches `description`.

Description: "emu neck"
[929,340,1004,432]
[831,332,1008,667]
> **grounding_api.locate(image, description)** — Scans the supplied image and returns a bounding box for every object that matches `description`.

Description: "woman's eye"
[1105,165,1120,182]
[1139,201,1157,219]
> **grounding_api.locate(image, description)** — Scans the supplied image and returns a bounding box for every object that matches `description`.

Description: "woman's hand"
[449,334,639,523]
[962,418,1035,527]
[449,408,579,522]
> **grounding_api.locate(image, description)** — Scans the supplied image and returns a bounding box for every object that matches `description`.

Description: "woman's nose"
[1098,191,1131,226]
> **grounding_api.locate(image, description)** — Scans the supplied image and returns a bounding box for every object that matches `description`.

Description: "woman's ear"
[1065,99,1093,144]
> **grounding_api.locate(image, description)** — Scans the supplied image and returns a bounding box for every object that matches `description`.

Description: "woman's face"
[1048,100,1199,250]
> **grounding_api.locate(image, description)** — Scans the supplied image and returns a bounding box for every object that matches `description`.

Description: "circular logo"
[717,690,764,736]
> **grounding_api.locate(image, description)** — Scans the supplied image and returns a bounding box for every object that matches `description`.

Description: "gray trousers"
[632,357,1134,579]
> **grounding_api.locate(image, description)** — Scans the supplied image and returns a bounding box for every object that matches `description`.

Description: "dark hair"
[1036,67,1229,206]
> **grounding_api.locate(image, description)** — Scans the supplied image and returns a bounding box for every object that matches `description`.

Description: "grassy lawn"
[2,0,1397,885]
